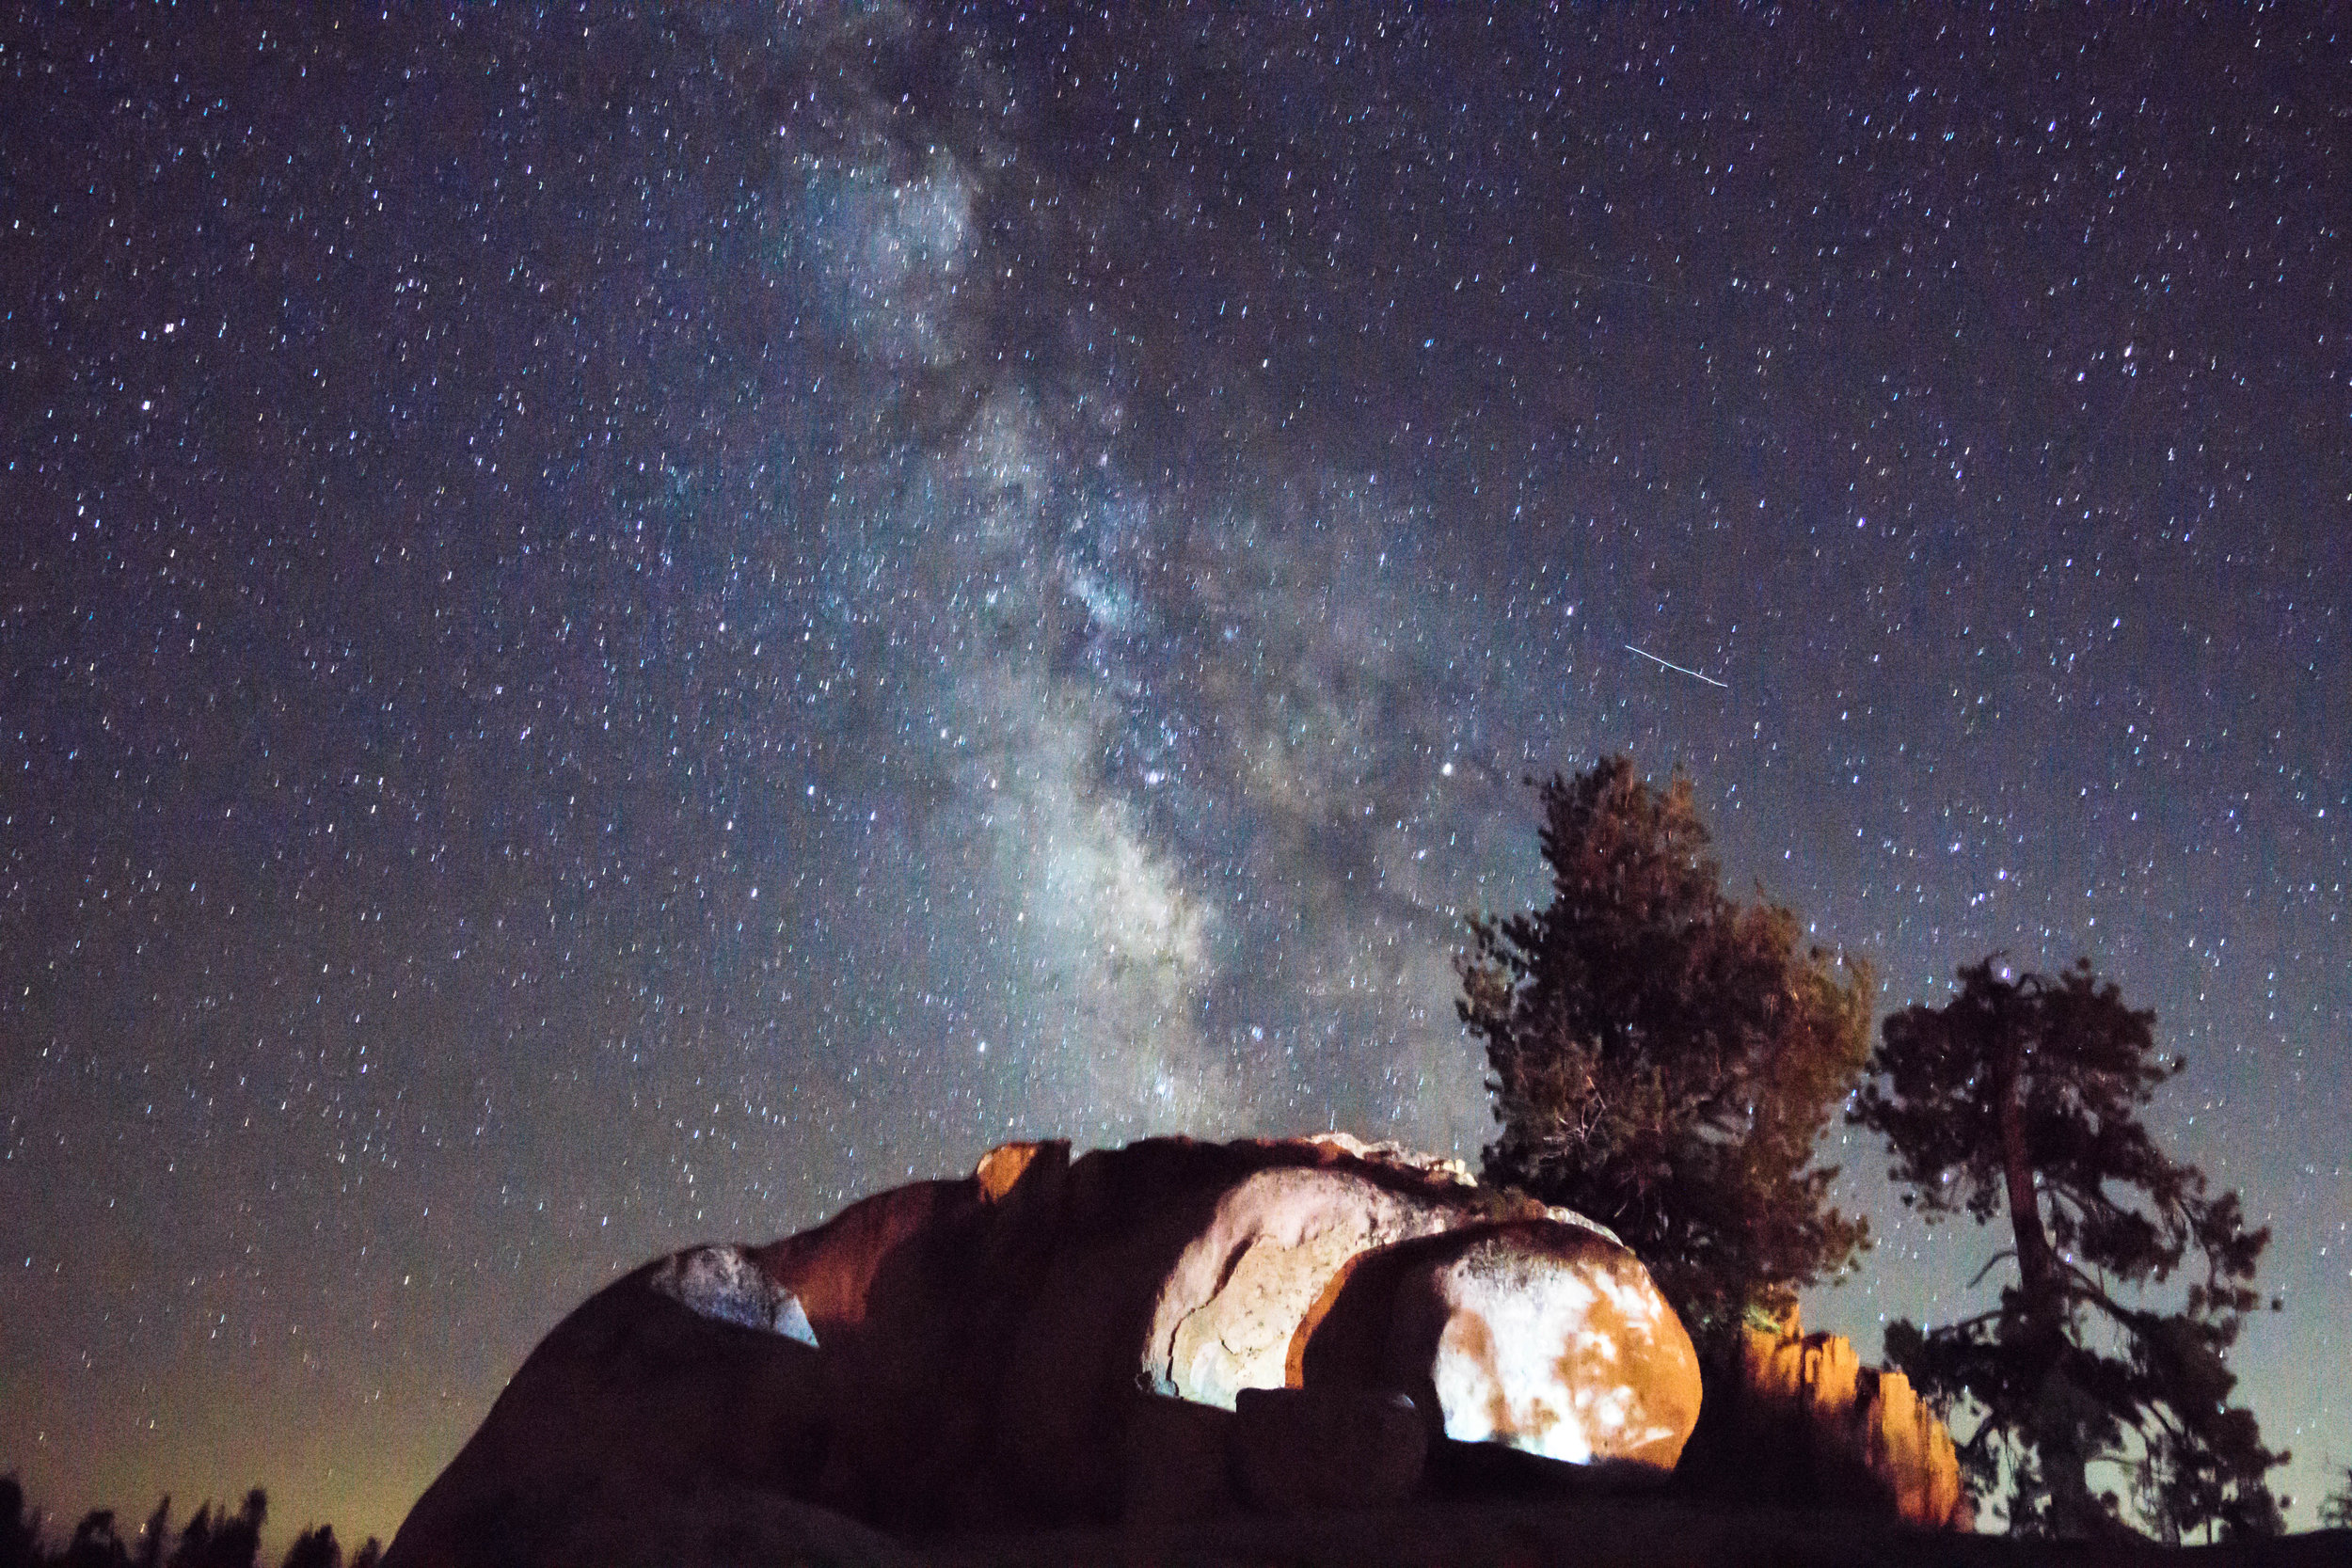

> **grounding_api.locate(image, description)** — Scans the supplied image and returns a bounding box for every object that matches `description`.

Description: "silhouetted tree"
[164,1505,209,1568]
[61,1512,127,1568]
[0,1487,335,1568]
[205,1493,264,1568]
[1461,755,1872,1336]
[131,1500,168,1568]
[277,1527,337,1568]
[343,1542,379,1568]
[2321,1466,2352,1531]
[1852,958,2285,1541]
[0,1480,40,1568]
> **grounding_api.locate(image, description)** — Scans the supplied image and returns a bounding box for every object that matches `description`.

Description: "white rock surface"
[1147,1164,1470,1407]
[1414,1224,1699,1468]
[649,1244,818,1346]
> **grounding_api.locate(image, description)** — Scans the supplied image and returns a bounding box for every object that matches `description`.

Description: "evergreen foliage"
[2,1480,40,1568]
[275,1529,336,1568]
[0,1481,374,1568]
[1852,958,2286,1541]
[1460,754,1872,1337]
[2322,1467,2352,1531]
[60,1514,122,1568]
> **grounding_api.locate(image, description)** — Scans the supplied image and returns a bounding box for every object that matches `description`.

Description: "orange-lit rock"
[389,1132,1703,1562]
[1295,1218,1702,1476]
[1700,1309,1968,1529]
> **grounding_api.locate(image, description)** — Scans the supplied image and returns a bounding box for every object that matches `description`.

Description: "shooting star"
[1625,644,1729,689]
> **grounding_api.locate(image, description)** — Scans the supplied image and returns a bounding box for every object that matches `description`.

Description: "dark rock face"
[385,1134,1704,1567]
[1119,1392,1241,1531]
[1231,1386,1429,1514]
[381,1254,899,1568]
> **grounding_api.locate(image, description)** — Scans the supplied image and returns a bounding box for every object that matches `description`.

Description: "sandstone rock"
[973,1137,1069,1201]
[391,1132,1700,1555]
[1146,1163,1474,1407]
[979,1133,1557,1522]
[395,1482,912,1568]
[1730,1314,1967,1529]
[1300,1131,1478,1188]
[1120,1391,1240,1530]
[1296,1219,1702,1476]
[383,1255,844,1568]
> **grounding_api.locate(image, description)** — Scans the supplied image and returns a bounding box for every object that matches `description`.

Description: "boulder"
[1120,1392,1240,1530]
[390,1132,1702,1556]
[1670,1308,1967,1529]
[971,1134,1525,1522]
[1295,1219,1702,1476]
[1146,1162,1476,1407]
[383,1252,863,1568]
[649,1244,818,1345]
[394,1484,912,1568]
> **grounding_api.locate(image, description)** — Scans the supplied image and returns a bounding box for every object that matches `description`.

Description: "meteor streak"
[1624,644,1729,689]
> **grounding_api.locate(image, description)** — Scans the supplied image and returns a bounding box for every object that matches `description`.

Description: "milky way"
[3,5,2345,1543]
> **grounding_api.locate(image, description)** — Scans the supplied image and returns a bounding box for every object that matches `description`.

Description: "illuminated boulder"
[1295,1218,1703,1476]
[1143,1160,1480,1408]
[388,1132,1703,1560]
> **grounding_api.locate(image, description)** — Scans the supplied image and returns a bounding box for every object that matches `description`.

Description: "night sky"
[4,3,2345,1544]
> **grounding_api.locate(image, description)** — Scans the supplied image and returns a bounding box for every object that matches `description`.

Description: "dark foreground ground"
[915,1502,2352,1568]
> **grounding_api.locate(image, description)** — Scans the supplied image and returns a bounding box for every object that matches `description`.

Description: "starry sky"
[3,2,2345,1545]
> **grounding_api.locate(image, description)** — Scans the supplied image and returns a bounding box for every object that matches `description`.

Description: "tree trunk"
[1994,996,2104,1535]
[1994,1016,2058,1329]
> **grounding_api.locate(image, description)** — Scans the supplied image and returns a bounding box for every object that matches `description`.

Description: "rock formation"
[1677,1307,1969,1530]
[1232,1385,1430,1513]
[380,1243,902,1568]
[1296,1218,1703,1472]
[387,1133,1707,1565]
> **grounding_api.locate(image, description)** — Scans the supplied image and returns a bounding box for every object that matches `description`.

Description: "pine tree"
[62,1512,127,1568]
[0,1481,40,1568]
[206,1494,265,1568]
[1460,755,1871,1337]
[165,1505,210,1568]
[2322,1466,2352,1531]
[277,1527,339,1568]
[134,1500,169,1568]
[1852,958,2284,1540]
